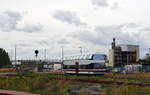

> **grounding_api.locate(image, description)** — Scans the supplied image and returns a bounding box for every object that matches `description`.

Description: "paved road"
[0,89,39,95]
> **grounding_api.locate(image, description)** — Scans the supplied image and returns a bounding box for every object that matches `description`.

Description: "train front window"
[79,65,88,69]
[93,63,105,69]
[92,54,105,60]
[64,65,75,69]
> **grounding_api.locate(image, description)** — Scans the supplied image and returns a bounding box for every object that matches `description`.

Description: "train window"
[64,65,75,69]
[78,55,82,59]
[93,63,105,69]
[83,55,86,59]
[79,65,88,69]
[88,64,94,69]
[86,54,92,60]
[92,54,105,60]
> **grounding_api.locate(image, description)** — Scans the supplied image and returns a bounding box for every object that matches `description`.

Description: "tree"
[0,48,11,68]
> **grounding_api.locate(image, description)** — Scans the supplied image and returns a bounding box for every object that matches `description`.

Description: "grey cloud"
[57,39,70,44]
[17,23,43,33]
[124,23,139,28]
[95,25,123,34]
[91,0,119,10]
[70,30,110,46]
[0,38,8,40]
[0,10,22,32]
[140,27,150,32]
[95,25,141,45]
[69,24,142,47]
[111,2,118,10]
[37,40,49,46]
[17,43,31,47]
[91,0,108,7]
[140,27,150,37]
[0,10,43,33]
[53,10,86,26]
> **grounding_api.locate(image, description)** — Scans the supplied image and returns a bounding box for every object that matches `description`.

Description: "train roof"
[65,52,106,60]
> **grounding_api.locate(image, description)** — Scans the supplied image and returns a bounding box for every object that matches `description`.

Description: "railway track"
[51,77,150,87]
[1,73,150,87]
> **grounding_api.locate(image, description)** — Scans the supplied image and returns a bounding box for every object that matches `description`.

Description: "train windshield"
[92,54,105,60]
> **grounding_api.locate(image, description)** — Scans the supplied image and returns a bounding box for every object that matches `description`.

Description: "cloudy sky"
[0,0,150,60]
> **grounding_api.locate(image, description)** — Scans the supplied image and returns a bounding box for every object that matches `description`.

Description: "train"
[63,52,107,75]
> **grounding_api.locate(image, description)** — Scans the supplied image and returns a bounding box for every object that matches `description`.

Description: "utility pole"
[44,49,46,61]
[79,46,82,54]
[10,48,13,61]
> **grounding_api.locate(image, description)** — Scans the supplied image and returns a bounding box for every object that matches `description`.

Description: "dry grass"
[105,73,150,79]
[0,68,13,72]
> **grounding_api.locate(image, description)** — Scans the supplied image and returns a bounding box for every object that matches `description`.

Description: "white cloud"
[17,23,43,33]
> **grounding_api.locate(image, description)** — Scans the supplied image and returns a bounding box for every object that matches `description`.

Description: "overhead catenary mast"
[61,46,64,61]
[15,45,17,64]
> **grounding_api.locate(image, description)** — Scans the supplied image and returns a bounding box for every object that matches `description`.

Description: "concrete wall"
[136,46,140,62]
[120,45,138,52]
[108,49,114,67]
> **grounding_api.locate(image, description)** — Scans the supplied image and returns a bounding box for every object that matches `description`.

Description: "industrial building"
[109,38,140,67]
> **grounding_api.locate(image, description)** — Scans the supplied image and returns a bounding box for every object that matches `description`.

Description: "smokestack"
[112,37,116,49]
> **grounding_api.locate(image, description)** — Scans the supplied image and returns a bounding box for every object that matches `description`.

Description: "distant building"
[12,60,62,72]
[109,38,140,67]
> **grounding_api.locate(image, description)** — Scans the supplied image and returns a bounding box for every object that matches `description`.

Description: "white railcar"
[63,53,107,75]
